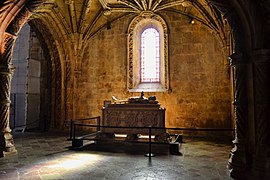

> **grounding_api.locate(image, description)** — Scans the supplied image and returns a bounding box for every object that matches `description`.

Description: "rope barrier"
[69,118,234,159]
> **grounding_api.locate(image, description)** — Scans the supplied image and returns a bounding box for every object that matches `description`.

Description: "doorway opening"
[10,23,52,132]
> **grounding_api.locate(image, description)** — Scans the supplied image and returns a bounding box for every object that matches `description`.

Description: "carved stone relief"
[102,104,165,135]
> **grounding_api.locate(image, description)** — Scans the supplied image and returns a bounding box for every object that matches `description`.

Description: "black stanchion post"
[97,116,100,131]
[70,119,73,140]
[73,122,76,140]
[145,126,155,158]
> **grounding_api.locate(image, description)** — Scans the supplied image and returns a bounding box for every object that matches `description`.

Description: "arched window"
[127,13,169,92]
[140,28,160,83]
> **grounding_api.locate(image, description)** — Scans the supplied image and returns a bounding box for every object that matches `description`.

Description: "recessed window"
[140,28,160,83]
[127,13,169,92]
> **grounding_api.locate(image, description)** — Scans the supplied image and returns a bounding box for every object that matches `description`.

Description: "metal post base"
[144,153,155,157]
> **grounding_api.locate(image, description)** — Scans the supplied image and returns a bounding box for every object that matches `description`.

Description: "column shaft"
[228,53,252,178]
[252,49,270,178]
[0,65,17,157]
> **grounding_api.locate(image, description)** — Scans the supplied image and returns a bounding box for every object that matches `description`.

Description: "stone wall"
[76,12,232,133]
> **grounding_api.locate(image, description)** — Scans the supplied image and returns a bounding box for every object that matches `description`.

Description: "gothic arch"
[28,20,64,129]
[0,0,47,157]
[209,0,264,52]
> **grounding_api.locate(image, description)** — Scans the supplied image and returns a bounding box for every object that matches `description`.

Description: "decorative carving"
[127,12,169,90]
[0,0,14,21]
[0,16,18,157]
[106,111,162,127]
[0,65,16,157]
[25,0,46,12]
[209,0,246,53]
[0,69,11,130]
[65,60,72,121]
[233,65,248,140]
[0,32,16,156]
[6,7,31,36]
[2,33,16,65]
[29,20,63,128]
[54,50,62,127]
[228,53,249,178]
[102,103,165,135]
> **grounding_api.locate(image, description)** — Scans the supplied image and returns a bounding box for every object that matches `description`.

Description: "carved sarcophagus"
[101,103,166,135]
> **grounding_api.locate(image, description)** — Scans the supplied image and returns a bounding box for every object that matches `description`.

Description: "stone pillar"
[229,50,270,179]
[0,64,17,157]
[228,53,253,178]
[0,33,17,157]
[252,49,270,179]
[0,0,46,157]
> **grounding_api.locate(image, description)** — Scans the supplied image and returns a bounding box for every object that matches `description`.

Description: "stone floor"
[0,131,233,180]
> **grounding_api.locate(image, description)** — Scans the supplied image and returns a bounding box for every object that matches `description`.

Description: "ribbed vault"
[26,0,231,76]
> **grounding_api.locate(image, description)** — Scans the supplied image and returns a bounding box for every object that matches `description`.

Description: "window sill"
[129,83,166,92]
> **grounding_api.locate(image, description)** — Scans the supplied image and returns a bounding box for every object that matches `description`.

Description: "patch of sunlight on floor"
[46,153,102,170]
[20,152,104,178]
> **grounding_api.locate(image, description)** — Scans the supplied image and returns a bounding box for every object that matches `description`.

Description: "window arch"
[127,13,169,92]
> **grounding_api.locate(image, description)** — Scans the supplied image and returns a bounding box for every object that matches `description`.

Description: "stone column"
[0,65,17,157]
[252,49,270,178]
[0,33,17,157]
[228,53,253,178]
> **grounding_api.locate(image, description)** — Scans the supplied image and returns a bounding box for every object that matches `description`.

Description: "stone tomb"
[101,94,167,142]
[102,103,165,132]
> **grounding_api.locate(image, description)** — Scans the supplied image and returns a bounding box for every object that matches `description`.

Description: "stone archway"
[0,0,75,157]
[0,0,47,157]
[209,0,270,179]
[0,0,68,157]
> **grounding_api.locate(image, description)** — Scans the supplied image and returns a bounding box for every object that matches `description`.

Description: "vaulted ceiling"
[2,0,270,60]
[30,0,227,42]
[20,0,229,74]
